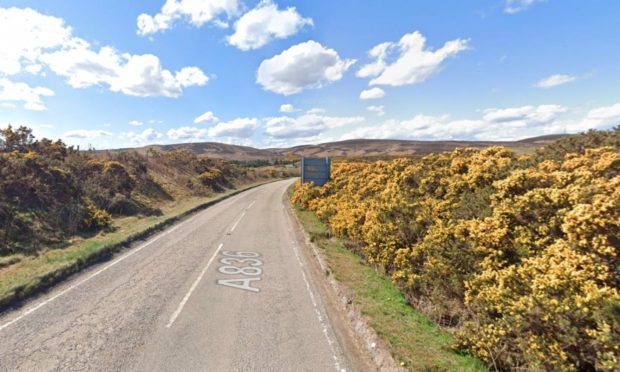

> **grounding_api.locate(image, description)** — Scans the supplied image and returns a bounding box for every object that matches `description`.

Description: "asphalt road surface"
[0,179,366,372]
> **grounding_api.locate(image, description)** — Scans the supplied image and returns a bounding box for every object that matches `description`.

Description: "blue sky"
[1,0,619,149]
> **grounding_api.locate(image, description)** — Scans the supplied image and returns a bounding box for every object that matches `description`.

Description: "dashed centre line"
[228,200,255,235]
[166,242,225,328]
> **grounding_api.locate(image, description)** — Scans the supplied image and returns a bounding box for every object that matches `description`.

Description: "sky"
[0,0,619,149]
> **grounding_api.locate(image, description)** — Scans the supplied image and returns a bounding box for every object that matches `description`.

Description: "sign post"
[301,157,331,186]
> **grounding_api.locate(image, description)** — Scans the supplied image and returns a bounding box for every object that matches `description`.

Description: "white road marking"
[290,238,345,372]
[0,186,262,333]
[166,243,225,328]
[227,200,255,235]
[229,212,246,234]
[0,223,184,333]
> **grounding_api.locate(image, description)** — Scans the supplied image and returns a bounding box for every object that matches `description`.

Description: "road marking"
[290,239,345,372]
[0,223,184,333]
[0,186,262,333]
[228,212,246,234]
[166,243,225,328]
[226,200,255,235]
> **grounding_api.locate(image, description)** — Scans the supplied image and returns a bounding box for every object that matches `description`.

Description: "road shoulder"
[283,191,386,372]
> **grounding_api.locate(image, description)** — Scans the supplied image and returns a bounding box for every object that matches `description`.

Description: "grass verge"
[288,187,487,371]
[0,180,276,310]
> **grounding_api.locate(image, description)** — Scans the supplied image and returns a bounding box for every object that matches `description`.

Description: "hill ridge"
[107,134,569,160]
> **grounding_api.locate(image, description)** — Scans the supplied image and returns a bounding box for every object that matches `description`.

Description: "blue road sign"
[301,157,331,186]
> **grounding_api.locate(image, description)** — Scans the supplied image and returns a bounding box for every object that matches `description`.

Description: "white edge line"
[0,224,183,333]
[166,242,224,328]
[290,241,344,372]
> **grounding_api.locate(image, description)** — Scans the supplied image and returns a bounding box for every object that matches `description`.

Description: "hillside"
[112,134,569,160]
[0,126,289,254]
[134,142,277,161]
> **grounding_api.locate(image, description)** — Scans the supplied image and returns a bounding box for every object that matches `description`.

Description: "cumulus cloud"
[194,111,219,123]
[482,105,567,124]
[342,104,571,141]
[208,117,259,138]
[137,0,240,36]
[120,128,164,145]
[367,105,385,116]
[228,0,312,51]
[306,107,326,114]
[265,114,364,139]
[279,103,298,113]
[504,0,545,14]
[356,42,391,79]
[577,102,620,131]
[0,7,72,75]
[359,87,385,100]
[535,74,576,89]
[357,31,469,87]
[42,46,209,97]
[1,7,208,99]
[343,101,620,142]
[129,120,144,126]
[63,129,113,139]
[167,126,208,141]
[0,78,54,111]
[257,40,356,95]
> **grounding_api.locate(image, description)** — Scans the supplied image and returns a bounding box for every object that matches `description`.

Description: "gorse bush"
[292,127,620,371]
[0,125,283,254]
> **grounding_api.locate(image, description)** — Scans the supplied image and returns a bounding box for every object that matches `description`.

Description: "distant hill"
[109,134,570,161]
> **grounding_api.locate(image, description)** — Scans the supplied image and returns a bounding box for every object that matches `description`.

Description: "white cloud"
[535,74,576,89]
[356,42,391,79]
[367,105,385,116]
[0,78,54,111]
[577,102,620,131]
[257,40,356,95]
[137,0,240,36]
[482,105,567,124]
[357,31,469,87]
[1,7,208,98]
[129,120,144,126]
[306,107,326,114]
[359,87,385,100]
[194,111,219,123]
[342,115,448,141]
[175,66,210,87]
[208,117,259,138]
[0,7,72,75]
[228,0,312,51]
[42,46,209,97]
[167,126,208,141]
[120,128,163,145]
[63,129,113,139]
[279,103,298,113]
[342,104,570,141]
[265,114,364,139]
[504,0,545,14]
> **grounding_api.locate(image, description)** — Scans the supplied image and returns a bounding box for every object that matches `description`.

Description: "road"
[0,180,366,371]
